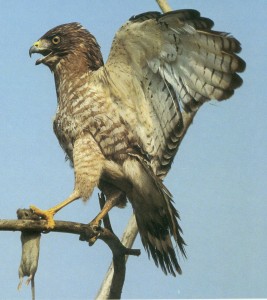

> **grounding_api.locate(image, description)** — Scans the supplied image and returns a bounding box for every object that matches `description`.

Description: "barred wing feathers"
[104,9,245,178]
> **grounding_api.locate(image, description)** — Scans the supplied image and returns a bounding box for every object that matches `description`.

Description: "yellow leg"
[90,197,117,228]
[90,189,125,227]
[87,193,121,245]
[30,190,80,229]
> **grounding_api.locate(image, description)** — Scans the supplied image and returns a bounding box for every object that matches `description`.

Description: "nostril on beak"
[34,41,40,47]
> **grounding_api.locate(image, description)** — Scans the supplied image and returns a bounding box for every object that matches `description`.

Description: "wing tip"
[129,11,161,22]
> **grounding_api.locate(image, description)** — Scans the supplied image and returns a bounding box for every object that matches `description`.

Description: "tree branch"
[0,218,82,234]
[0,214,141,258]
[156,0,172,13]
[95,214,138,299]
[0,210,140,299]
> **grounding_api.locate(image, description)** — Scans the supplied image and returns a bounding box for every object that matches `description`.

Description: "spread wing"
[103,9,245,177]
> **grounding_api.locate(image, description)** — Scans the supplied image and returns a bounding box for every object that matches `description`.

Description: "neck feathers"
[53,36,104,106]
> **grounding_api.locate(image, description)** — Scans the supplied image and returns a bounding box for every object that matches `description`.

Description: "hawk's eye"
[52,36,61,45]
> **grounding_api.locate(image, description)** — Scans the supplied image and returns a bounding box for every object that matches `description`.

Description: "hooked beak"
[29,40,52,65]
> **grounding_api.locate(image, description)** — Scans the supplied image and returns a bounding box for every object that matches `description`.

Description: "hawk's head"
[29,22,103,71]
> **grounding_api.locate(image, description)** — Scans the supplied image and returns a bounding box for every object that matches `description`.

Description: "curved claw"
[30,205,56,229]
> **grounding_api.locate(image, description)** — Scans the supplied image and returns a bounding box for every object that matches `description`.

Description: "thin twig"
[156,0,172,13]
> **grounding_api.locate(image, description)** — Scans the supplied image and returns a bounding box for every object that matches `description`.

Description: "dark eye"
[52,36,61,45]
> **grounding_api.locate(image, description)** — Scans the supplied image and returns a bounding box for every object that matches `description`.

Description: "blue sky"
[0,0,266,299]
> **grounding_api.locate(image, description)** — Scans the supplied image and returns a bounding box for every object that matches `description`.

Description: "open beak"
[29,40,52,65]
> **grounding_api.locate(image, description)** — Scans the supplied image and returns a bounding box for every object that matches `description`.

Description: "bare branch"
[96,214,138,299]
[0,210,140,300]
[156,0,172,13]
[0,216,141,258]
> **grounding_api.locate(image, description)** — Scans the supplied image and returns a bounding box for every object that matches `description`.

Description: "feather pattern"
[105,9,245,178]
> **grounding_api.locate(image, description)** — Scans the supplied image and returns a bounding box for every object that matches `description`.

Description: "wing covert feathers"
[105,9,245,178]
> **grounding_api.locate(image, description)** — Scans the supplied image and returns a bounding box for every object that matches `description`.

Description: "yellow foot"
[30,205,56,229]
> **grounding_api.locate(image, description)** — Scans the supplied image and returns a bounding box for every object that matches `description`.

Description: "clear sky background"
[0,0,266,299]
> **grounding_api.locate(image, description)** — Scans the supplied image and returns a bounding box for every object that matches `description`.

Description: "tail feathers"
[144,232,182,275]
[124,156,186,276]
